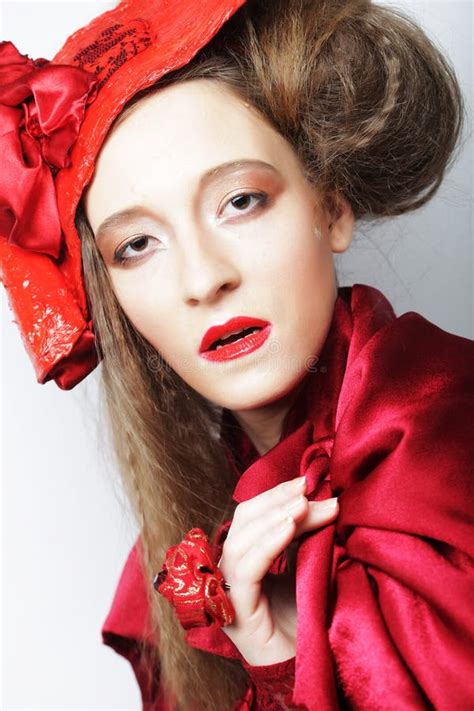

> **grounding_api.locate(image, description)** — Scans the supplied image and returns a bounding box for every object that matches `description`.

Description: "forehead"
[118,77,272,135]
[102,80,286,169]
[85,79,296,224]
[84,79,302,232]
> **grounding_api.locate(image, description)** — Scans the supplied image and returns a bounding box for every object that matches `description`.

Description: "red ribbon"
[0,41,98,259]
[154,528,235,630]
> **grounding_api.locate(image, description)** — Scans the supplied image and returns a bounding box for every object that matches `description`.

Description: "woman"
[1,1,472,709]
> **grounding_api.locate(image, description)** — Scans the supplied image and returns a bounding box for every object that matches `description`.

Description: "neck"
[230,381,305,456]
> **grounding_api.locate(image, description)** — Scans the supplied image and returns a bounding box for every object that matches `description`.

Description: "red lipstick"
[199,316,272,362]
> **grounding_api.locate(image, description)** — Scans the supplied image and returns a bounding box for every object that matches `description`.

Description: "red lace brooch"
[153,528,235,630]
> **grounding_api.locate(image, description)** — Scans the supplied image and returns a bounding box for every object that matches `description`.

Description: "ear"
[327,193,354,254]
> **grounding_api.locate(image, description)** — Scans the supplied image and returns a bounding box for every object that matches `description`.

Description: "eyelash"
[112,191,268,265]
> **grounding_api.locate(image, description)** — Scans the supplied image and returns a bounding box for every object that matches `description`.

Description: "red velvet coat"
[102,283,474,710]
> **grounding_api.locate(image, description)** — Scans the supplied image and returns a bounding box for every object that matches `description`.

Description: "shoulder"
[331,294,473,551]
[101,537,155,648]
[337,288,474,429]
[101,539,166,704]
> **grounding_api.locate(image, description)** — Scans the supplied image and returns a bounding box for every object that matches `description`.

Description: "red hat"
[0,0,246,389]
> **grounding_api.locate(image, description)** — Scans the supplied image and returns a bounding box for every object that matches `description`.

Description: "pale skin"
[84,78,354,666]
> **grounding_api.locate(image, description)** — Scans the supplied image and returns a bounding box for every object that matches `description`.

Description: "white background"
[1,1,472,708]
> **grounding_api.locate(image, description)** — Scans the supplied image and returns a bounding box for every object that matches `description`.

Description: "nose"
[179,228,241,306]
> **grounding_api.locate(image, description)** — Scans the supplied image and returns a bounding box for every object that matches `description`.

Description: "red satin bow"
[154,527,236,630]
[0,41,98,259]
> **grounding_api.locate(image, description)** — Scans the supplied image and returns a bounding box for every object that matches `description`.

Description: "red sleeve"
[101,631,167,709]
[101,539,173,710]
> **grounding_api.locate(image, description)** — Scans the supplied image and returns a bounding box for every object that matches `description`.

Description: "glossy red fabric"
[0,0,246,389]
[101,283,474,709]
[0,41,98,258]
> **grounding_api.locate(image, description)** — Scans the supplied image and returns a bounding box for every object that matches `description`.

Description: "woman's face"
[85,79,353,411]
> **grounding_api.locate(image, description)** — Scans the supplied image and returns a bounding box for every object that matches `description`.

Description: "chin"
[210,368,309,412]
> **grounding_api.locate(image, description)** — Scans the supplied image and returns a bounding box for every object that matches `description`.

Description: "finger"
[221,491,336,573]
[224,513,298,619]
[232,496,338,581]
[223,491,310,563]
[220,494,338,574]
[294,497,339,536]
[221,497,338,622]
[231,476,307,533]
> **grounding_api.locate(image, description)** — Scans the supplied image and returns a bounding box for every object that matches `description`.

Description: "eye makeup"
[111,186,273,265]
[100,164,285,267]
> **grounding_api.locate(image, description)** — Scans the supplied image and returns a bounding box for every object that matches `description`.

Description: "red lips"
[199,316,270,353]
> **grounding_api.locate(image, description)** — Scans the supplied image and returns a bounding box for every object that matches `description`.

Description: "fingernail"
[285,494,305,513]
[320,496,338,510]
[279,514,295,531]
[294,475,306,488]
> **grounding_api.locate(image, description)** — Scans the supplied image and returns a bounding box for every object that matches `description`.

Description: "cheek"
[255,194,325,268]
[111,278,194,366]
[110,274,170,343]
[297,234,333,284]
[259,220,331,285]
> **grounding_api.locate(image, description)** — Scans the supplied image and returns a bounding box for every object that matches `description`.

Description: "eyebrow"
[94,159,279,242]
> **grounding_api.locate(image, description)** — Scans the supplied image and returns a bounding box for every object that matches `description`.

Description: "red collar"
[218,282,393,498]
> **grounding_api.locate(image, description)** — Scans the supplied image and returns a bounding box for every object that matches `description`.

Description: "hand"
[218,476,339,665]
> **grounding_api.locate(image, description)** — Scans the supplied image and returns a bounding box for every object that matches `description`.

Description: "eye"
[220,191,268,218]
[113,234,160,265]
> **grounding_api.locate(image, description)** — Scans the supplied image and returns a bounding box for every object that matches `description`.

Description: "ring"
[153,527,235,630]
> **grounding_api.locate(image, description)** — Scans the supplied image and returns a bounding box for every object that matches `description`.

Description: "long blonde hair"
[76,1,465,708]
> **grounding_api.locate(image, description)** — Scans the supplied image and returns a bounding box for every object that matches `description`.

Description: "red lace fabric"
[238,656,308,711]
[71,19,152,91]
